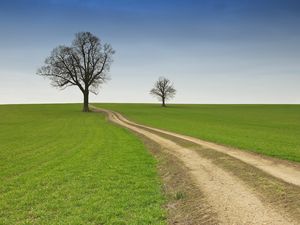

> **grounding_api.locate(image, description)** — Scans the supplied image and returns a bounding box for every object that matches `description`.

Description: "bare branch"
[37,32,115,112]
[150,77,176,106]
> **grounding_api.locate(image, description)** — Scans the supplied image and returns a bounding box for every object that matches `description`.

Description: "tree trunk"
[83,90,89,112]
[162,97,166,107]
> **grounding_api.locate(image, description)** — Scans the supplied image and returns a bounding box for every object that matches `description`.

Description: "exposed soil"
[92,107,300,225]
[140,136,219,225]
[111,110,300,187]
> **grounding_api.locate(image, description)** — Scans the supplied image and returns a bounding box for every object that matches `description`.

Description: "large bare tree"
[37,32,115,112]
[150,77,176,107]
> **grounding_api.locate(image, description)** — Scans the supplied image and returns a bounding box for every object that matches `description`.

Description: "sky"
[0,0,299,104]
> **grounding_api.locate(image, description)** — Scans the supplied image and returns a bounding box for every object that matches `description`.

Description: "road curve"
[92,106,298,225]
[93,106,300,187]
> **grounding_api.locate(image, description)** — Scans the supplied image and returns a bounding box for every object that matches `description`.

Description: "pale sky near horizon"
[0,0,299,104]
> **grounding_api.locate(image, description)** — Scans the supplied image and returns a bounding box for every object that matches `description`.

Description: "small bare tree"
[37,32,115,112]
[150,77,176,107]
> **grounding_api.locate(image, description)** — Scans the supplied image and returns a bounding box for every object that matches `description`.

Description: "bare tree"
[37,32,115,112]
[150,77,176,107]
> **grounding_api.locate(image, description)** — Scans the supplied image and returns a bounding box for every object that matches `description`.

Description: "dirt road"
[93,107,299,225]
[108,110,300,187]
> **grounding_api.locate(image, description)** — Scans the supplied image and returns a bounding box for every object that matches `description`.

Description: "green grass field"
[95,104,300,162]
[0,104,165,224]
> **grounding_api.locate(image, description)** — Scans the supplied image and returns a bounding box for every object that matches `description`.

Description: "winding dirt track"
[93,107,299,225]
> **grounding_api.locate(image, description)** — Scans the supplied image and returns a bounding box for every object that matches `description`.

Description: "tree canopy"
[150,77,176,107]
[37,32,115,112]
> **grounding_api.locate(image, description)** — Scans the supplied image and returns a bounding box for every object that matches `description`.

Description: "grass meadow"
[0,104,166,224]
[95,104,300,162]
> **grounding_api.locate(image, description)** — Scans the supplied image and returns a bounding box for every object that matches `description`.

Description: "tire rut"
[93,107,298,225]
[111,110,300,187]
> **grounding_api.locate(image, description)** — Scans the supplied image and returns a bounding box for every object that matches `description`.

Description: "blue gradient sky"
[0,0,299,104]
